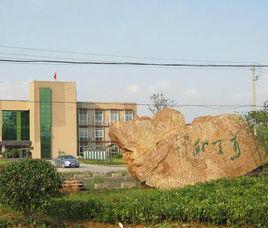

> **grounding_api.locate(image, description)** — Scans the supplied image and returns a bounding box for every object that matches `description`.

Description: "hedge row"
[46,176,268,226]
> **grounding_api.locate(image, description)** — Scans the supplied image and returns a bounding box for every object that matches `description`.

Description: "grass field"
[0,158,125,167]
[79,158,125,166]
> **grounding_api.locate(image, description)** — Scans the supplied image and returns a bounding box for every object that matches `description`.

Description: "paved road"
[57,163,127,173]
[48,160,127,173]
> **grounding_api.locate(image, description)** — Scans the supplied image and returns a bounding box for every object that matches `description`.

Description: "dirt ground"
[49,221,234,228]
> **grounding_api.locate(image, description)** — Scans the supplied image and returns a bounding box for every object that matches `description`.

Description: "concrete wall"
[29,81,77,158]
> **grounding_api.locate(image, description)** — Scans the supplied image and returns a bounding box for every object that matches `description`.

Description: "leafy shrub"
[0,159,63,222]
[0,160,9,170]
[243,102,268,156]
[113,153,123,159]
[0,219,15,228]
[46,176,268,226]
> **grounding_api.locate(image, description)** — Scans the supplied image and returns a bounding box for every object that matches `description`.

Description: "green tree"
[0,159,63,223]
[244,100,268,157]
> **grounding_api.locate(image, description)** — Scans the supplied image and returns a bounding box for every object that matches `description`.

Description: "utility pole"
[251,66,257,112]
[251,66,258,135]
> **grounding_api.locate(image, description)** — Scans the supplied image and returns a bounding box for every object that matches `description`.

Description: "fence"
[82,150,107,160]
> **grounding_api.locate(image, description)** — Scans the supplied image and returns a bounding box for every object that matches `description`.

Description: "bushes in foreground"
[0,159,63,222]
[47,176,268,226]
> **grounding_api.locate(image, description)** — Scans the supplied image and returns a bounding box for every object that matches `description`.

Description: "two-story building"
[0,81,137,159]
[77,102,137,156]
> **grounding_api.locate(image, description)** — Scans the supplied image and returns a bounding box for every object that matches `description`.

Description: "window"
[110,110,119,122]
[2,111,17,140]
[125,110,134,121]
[21,111,30,140]
[40,88,52,158]
[94,128,104,141]
[2,110,30,140]
[95,110,103,123]
[79,109,88,125]
[79,146,87,153]
[95,144,105,151]
[79,142,88,155]
[79,128,88,141]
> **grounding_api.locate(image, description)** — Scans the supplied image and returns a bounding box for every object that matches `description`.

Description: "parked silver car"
[55,155,80,168]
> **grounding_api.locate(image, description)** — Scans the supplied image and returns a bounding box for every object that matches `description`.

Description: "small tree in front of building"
[0,159,63,223]
[148,93,177,114]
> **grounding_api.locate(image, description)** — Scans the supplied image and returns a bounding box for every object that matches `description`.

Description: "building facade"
[0,81,137,159]
[77,102,137,156]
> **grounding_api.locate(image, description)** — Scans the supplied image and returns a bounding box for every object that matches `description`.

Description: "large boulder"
[109,109,265,189]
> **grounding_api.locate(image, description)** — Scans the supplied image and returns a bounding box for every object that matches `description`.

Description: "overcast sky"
[0,0,267,122]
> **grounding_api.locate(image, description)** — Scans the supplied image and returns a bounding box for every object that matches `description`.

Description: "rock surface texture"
[109,109,265,189]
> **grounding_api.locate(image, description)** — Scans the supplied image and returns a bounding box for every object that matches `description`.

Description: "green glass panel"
[2,111,16,140]
[21,111,30,140]
[2,110,29,141]
[40,88,52,159]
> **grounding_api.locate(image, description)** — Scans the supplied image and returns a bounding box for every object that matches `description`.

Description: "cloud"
[148,80,172,93]
[0,80,30,100]
[127,84,140,93]
[232,89,268,101]
[181,88,199,99]
[232,92,251,100]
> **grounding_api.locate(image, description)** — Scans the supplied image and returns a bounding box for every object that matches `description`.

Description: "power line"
[0,99,265,108]
[0,52,96,61]
[0,60,253,70]
[0,58,268,68]
[0,45,258,64]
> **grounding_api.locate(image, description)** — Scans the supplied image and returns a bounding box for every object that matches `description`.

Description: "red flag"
[53,72,57,80]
